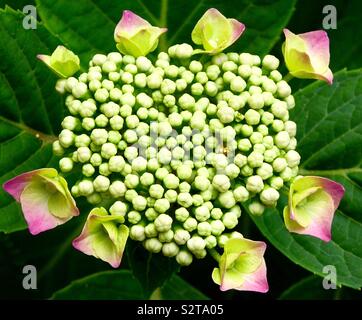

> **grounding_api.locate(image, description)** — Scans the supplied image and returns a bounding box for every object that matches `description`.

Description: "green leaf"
[51,270,145,299]
[36,0,296,62]
[158,274,209,300]
[279,275,335,300]
[126,240,180,297]
[249,207,362,289]
[0,7,61,233]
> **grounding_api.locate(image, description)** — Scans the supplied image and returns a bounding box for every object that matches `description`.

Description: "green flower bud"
[271,100,288,119]
[244,109,260,125]
[260,187,280,206]
[95,114,108,128]
[248,201,265,216]
[82,163,95,177]
[183,217,198,232]
[222,211,238,229]
[125,189,138,203]
[132,195,147,211]
[93,175,110,193]
[59,129,75,148]
[272,119,284,132]
[145,208,158,222]
[285,150,301,167]
[77,147,91,163]
[247,151,264,168]
[280,167,293,181]
[78,180,94,196]
[162,242,179,257]
[125,174,139,189]
[233,186,250,202]
[212,174,230,193]
[217,105,234,124]
[262,54,279,70]
[197,222,212,237]
[246,175,264,193]
[59,157,73,173]
[176,250,193,266]
[194,205,210,222]
[158,229,174,243]
[154,213,173,232]
[165,189,178,203]
[128,210,142,224]
[145,223,158,238]
[187,236,206,254]
[256,163,273,180]
[130,225,146,241]
[89,153,102,167]
[144,238,163,253]
[218,191,236,209]
[154,199,170,213]
[176,164,193,180]
[272,157,288,172]
[210,219,225,236]
[274,131,290,149]
[108,181,126,198]
[101,143,117,159]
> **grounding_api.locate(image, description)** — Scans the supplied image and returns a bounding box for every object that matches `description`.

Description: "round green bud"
[233,186,250,202]
[78,180,94,196]
[223,211,238,229]
[262,54,280,70]
[174,229,191,245]
[272,157,288,173]
[217,234,230,248]
[183,217,198,232]
[212,175,231,193]
[101,143,117,159]
[285,150,301,168]
[145,223,158,238]
[177,193,193,208]
[165,189,178,203]
[187,236,206,252]
[210,220,225,236]
[194,205,210,222]
[76,146,91,163]
[217,105,234,123]
[130,225,146,241]
[158,229,174,243]
[144,238,163,253]
[59,157,73,173]
[128,211,142,224]
[82,163,95,177]
[92,175,110,193]
[154,198,170,214]
[248,201,265,216]
[260,188,280,206]
[176,164,193,180]
[125,189,138,202]
[124,147,138,162]
[197,222,212,237]
[108,180,126,198]
[162,242,179,257]
[124,174,139,189]
[218,191,236,209]
[245,109,261,125]
[140,172,154,186]
[211,208,223,220]
[175,207,189,222]
[179,181,191,193]
[154,213,173,232]
[145,208,158,222]
[246,175,264,193]
[86,193,102,205]
[176,250,193,266]
[131,195,147,211]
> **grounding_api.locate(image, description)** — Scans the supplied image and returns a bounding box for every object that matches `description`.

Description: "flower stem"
[208,248,221,262]
[283,73,294,82]
[159,0,168,52]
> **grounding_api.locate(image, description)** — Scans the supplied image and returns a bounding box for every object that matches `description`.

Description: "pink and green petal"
[235,260,268,293]
[282,29,333,84]
[73,208,128,268]
[37,46,80,78]
[227,18,245,47]
[192,8,244,54]
[3,168,57,201]
[114,10,151,41]
[213,238,268,293]
[3,168,79,235]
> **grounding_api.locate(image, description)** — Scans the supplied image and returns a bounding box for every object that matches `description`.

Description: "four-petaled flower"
[212,238,268,293]
[282,29,333,84]
[73,207,129,268]
[192,8,245,54]
[3,168,79,235]
[114,10,167,57]
[283,176,345,242]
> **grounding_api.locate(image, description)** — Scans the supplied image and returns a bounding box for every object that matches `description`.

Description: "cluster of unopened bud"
[53,43,300,265]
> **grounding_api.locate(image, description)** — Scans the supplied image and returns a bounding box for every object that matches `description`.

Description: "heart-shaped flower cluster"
[53,43,299,266]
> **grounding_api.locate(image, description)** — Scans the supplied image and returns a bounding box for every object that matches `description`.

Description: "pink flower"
[192,8,245,54]
[114,10,167,57]
[73,207,129,268]
[283,176,345,242]
[282,29,333,84]
[212,238,268,293]
[3,168,79,235]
